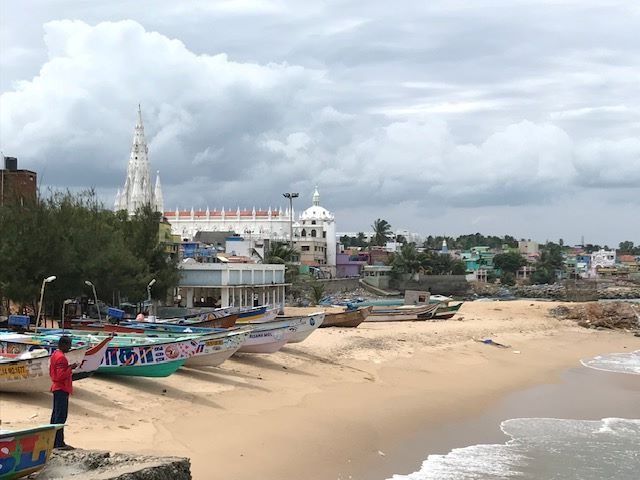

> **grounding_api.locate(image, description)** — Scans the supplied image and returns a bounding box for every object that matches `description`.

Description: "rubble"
[551,301,640,331]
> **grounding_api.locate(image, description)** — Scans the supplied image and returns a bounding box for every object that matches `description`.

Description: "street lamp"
[282,192,299,249]
[35,275,56,332]
[85,280,101,322]
[147,279,156,317]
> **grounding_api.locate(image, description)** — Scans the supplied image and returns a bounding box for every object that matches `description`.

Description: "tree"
[371,219,392,246]
[308,281,326,306]
[392,243,421,275]
[493,252,526,274]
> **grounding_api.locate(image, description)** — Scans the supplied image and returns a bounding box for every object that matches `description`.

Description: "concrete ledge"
[31,449,191,480]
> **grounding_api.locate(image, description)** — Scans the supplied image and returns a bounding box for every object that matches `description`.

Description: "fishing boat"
[32,331,195,377]
[235,306,278,324]
[151,311,238,329]
[365,303,439,322]
[0,334,112,381]
[431,302,463,320]
[0,424,63,479]
[0,345,87,393]
[320,306,372,328]
[269,313,325,343]
[98,324,252,367]
[237,323,289,353]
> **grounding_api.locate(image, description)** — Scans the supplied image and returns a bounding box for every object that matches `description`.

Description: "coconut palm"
[371,218,392,246]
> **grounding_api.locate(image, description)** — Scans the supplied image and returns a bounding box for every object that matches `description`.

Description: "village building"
[114,106,164,215]
[0,156,37,206]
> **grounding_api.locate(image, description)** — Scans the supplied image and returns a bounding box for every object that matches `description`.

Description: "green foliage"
[391,243,421,275]
[418,250,466,275]
[529,242,564,284]
[340,233,368,248]
[308,281,326,306]
[371,219,392,246]
[618,241,640,255]
[530,266,555,285]
[253,241,299,284]
[493,252,526,274]
[423,233,518,250]
[0,191,178,310]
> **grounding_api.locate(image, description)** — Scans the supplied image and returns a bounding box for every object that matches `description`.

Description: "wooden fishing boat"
[97,324,252,367]
[320,306,372,328]
[431,302,463,320]
[271,312,325,343]
[0,424,63,479]
[30,331,195,377]
[365,303,439,322]
[0,334,112,381]
[0,345,87,393]
[152,312,238,329]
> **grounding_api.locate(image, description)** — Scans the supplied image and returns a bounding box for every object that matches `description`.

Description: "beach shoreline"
[2,300,639,479]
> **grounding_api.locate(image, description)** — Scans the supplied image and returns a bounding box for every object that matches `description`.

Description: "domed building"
[293,187,337,277]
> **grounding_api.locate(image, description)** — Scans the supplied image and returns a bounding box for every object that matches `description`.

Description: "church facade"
[114,106,164,214]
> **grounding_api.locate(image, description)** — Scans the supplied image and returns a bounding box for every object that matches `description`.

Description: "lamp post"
[35,275,56,332]
[147,278,156,317]
[282,192,299,249]
[62,299,74,331]
[84,280,101,322]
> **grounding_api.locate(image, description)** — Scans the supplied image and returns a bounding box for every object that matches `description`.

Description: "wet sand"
[1,300,639,479]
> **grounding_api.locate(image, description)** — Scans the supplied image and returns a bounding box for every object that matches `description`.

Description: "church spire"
[154,171,164,213]
[312,185,320,206]
[115,105,160,215]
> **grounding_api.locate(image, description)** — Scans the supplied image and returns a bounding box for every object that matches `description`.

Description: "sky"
[0,0,638,246]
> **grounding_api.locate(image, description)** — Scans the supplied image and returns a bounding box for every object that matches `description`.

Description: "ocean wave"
[580,350,640,375]
[388,418,640,480]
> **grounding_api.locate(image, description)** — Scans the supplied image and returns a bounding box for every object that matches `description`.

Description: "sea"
[387,349,640,480]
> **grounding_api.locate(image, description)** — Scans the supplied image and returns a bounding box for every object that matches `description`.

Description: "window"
[311,230,317,237]
[311,220,316,225]
[301,229,307,237]
[323,231,326,238]
[301,246,310,251]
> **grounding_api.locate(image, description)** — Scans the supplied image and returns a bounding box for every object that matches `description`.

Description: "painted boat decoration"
[0,424,63,479]
[26,331,196,378]
[320,306,372,328]
[0,334,112,381]
[238,324,289,354]
[151,312,238,329]
[365,304,439,322]
[0,345,87,393]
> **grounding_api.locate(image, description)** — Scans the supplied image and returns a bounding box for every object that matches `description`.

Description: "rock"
[32,449,191,479]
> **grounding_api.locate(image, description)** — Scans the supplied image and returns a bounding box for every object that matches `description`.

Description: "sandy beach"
[1,300,639,479]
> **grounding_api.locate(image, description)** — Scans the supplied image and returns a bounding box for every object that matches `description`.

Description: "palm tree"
[371,218,392,246]
[393,243,421,275]
[252,242,298,264]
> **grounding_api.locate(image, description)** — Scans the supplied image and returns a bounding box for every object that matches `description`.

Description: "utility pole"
[282,192,299,249]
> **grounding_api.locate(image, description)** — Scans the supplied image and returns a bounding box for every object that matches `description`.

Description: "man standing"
[49,336,77,450]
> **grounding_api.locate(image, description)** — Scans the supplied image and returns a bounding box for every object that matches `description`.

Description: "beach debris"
[474,338,511,348]
[551,302,640,331]
[512,350,521,354]
[377,450,386,456]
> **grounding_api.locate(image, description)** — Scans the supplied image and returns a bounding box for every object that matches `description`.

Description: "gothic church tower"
[114,105,163,215]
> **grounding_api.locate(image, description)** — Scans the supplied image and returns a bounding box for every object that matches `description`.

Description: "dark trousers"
[50,390,69,447]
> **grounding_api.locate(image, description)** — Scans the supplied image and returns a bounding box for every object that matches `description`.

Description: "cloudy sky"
[1,0,638,245]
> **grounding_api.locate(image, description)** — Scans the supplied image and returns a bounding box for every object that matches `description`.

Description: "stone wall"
[317,278,361,294]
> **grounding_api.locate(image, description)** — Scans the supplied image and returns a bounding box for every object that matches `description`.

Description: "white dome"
[300,205,334,221]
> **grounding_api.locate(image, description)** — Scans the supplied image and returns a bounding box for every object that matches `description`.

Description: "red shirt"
[49,349,73,394]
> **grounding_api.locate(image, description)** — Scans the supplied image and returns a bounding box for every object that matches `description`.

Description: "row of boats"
[0,298,463,479]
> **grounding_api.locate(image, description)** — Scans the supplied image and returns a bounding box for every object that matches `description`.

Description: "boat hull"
[185,331,249,367]
[365,304,439,322]
[96,359,186,377]
[0,424,63,479]
[237,326,288,354]
[283,313,325,343]
[431,303,463,320]
[320,306,372,328]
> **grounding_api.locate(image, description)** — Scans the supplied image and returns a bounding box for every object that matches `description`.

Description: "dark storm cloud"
[0,1,638,244]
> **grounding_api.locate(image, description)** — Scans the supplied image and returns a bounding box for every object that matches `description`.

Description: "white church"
[114,106,337,275]
[114,106,163,214]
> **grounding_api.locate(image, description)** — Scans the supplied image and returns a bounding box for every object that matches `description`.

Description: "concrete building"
[518,240,539,261]
[589,249,616,277]
[177,262,287,310]
[0,156,37,206]
[336,253,367,278]
[362,265,392,289]
[114,105,164,215]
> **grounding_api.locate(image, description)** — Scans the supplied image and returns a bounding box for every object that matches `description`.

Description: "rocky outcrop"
[513,284,640,301]
[32,449,191,480]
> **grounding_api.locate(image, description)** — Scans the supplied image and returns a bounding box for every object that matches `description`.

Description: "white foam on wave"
[387,418,640,480]
[580,349,640,375]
